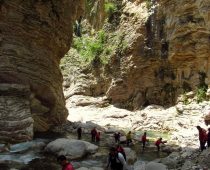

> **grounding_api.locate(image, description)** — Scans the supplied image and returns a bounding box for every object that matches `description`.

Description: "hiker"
[141,132,147,150]
[114,132,121,143]
[196,126,207,151]
[91,127,97,142]
[106,147,127,170]
[208,128,210,147]
[57,155,75,170]
[126,131,132,146]
[155,138,166,152]
[116,144,126,161]
[77,127,82,140]
[96,132,101,142]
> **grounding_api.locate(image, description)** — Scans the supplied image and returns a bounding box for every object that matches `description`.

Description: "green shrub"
[145,0,152,10]
[73,30,111,64]
[71,30,129,66]
[98,30,106,44]
[182,92,189,105]
[196,87,207,103]
[104,2,117,16]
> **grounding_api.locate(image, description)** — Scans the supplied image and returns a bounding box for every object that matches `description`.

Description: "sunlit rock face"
[0,0,84,143]
[159,0,210,85]
[104,0,210,109]
[85,0,106,30]
[68,0,210,109]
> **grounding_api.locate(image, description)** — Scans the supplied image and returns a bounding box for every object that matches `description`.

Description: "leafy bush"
[73,30,111,64]
[71,29,129,66]
[104,2,117,16]
[182,92,190,105]
[145,0,152,10]
[98,30,106,44]
[196,87,207,103]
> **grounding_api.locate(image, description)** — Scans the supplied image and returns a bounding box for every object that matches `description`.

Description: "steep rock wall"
[85,0,106,30]
[106,0,210,109]
[113,0,210,108]
[65,0,210,110]
[0,0,84,143]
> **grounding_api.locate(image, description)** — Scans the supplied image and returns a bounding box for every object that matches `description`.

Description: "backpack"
[109,153,123,170]
[117,147,126,161]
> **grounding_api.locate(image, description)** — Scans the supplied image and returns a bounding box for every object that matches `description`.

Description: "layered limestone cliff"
[0,0,84,143]
[63,0,210,110]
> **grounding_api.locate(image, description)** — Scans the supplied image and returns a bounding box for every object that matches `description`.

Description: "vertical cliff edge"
[0,0,84,143]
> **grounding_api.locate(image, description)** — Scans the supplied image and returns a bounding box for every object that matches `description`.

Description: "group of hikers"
[0,125,207,170]
[58,126,210,170]
[107,134,167,170]
[78,127,167,152]
[79,127,168,152]
[115,131,167,152]
[58,128,168,170]
[196,126,210,151]
[77,127,101,142]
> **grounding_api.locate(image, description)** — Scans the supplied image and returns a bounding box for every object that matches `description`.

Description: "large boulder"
[45,138,98,159]
[145,162,168,170]
[197,148,210,169]
[133,160,146,170]
[160,152,181,169]
[124,147,137,163]
[133,161,168,170]
[76,168,103,170]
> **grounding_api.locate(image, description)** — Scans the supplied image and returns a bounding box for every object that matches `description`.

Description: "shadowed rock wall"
[0,0,84,143]
[0,84,33,143]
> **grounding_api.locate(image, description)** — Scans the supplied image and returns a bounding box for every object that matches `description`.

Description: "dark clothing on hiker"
[91,128,97,142]
[77,127,82,140]
[208,129,210,147]
[197,127,207,151]
[107,152,126,170]
[141,133,147,150]
[96,132,100,142]
[114,132,120,143]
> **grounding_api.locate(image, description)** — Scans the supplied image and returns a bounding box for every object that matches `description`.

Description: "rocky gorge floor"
[66,94,210,170]
[0,94,209,170]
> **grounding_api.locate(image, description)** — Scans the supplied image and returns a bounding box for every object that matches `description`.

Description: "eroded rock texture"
[106,0,210,108]
[0,0,83,143]
[65,0,210,110]
[85,0,106,30]
[0,84,33,143]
